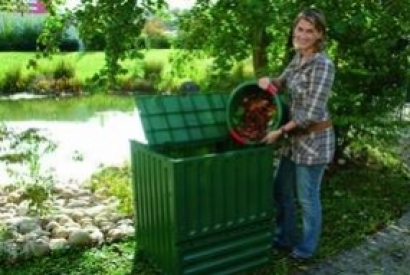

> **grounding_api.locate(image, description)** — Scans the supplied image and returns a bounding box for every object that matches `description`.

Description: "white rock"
[106,228,124,242]
[24,229,50,241]
[7,191,23,204]
[117,218,133,226]
[16,218,41,234]
[64,221,81,229]
[99,221,115,233]
[89,230,104,245]
[0,213,14,221]
[59,189,75,199]
[68,229,92,246]
[52,226,70,239]
[25,239,50,257]
[45,221,60,232]
[5,203,18,210]
[55,214,73,225]
[83,225,100,233]
[118,224,135,237]
[85,205,107,217]
[79,217,93,227]
[0,196,8,206]
[53,198,66,207]
[49,238,69,251]
[70,209,86,222]
[66,199,89,208]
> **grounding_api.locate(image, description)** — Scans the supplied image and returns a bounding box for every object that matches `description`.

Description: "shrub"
[59,38,80,52]
[148,34,171,49]
[142,60,164,84]
[1,126,57,216]
[83,32,106,51]
[86,164,133,216]
[53,60,76,79]
[29,75,54,95]
[0,67,26,95]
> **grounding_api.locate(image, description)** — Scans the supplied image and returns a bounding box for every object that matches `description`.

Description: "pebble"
[0,183,135,261]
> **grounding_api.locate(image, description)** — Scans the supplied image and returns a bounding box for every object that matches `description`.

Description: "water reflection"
[1,110,146,185]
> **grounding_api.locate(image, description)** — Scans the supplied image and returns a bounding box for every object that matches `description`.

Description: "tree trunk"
[252,28,270,77]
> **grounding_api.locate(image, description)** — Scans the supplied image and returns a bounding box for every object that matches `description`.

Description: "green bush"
[0,67,27,95]
[148,34,171,49]
[83,32,106,51]
[53,60,76,79]
[59,38,80,52]
[0,21,79,52]
[142,60,164,86]
[86,165,133,216]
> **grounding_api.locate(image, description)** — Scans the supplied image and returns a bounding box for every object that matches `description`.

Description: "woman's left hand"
[262,130,282,144]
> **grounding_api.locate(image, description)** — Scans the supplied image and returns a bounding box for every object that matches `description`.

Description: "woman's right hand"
[258,77,271,90]
[261,129,282,144]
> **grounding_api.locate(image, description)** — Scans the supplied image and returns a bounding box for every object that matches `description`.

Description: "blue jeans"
[273,156,326,258]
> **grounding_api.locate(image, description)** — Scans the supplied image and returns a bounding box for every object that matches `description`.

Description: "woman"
[258,8,335,260]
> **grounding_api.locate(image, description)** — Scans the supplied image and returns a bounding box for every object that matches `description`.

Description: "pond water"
[1,110,147,185]
[2,103,409,186]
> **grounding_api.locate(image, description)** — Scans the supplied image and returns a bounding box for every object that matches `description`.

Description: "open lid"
[135,92,230,147]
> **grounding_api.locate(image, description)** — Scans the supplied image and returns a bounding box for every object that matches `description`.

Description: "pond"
[0,110,147,185]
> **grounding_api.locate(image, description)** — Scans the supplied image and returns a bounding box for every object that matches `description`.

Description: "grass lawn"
[1,165,409,275]
[0,50,175,81]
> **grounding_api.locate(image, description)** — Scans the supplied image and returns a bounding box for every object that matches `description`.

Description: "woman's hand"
[258,77,271,90]
[262,129,282,144]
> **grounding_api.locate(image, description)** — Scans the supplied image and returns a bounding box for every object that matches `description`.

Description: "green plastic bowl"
[227,81,283,145]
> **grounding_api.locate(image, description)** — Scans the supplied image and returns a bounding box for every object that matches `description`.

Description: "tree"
[177,0,410,162]
[1,0,166,90]
[177,0,283,77]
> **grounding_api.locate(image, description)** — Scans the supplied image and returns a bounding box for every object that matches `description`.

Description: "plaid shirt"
[279,52,336,165]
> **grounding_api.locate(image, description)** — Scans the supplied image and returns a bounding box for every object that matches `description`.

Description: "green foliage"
[177,0,410,163]
[86,164,133,216]
[0,58,83,96]
[0,21,41,51]
[142,60,164,89]
[0,67,26,95]
[0,17,78,52]
[52,60,76,79]
[0,126,56,216]
[72,0,166,89]
[177,0,279,76]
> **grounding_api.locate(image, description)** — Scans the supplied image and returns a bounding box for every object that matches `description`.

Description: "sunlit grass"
[0,50,175,81]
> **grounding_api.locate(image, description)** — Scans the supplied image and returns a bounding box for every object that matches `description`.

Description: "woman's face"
[292,18,323,54]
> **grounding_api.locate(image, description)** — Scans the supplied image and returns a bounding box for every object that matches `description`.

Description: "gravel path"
[297,119,410,275]
[296,208,410,275]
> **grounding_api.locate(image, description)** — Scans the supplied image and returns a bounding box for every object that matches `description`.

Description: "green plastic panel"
[130,141,275,274]
[135,93,230,147]
[179,223,272,275]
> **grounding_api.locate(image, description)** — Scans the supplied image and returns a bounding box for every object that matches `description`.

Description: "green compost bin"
[131,92,276,275]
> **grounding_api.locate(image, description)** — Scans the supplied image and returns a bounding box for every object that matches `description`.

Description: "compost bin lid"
[135,92,230,147]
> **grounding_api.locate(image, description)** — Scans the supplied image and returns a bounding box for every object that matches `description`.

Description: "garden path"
[297,113,410,275]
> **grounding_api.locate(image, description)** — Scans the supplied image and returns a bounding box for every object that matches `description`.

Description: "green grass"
[1,165,409,275]
[0,50,174,81]
[0,50,254,92]
[0,94,135,121]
